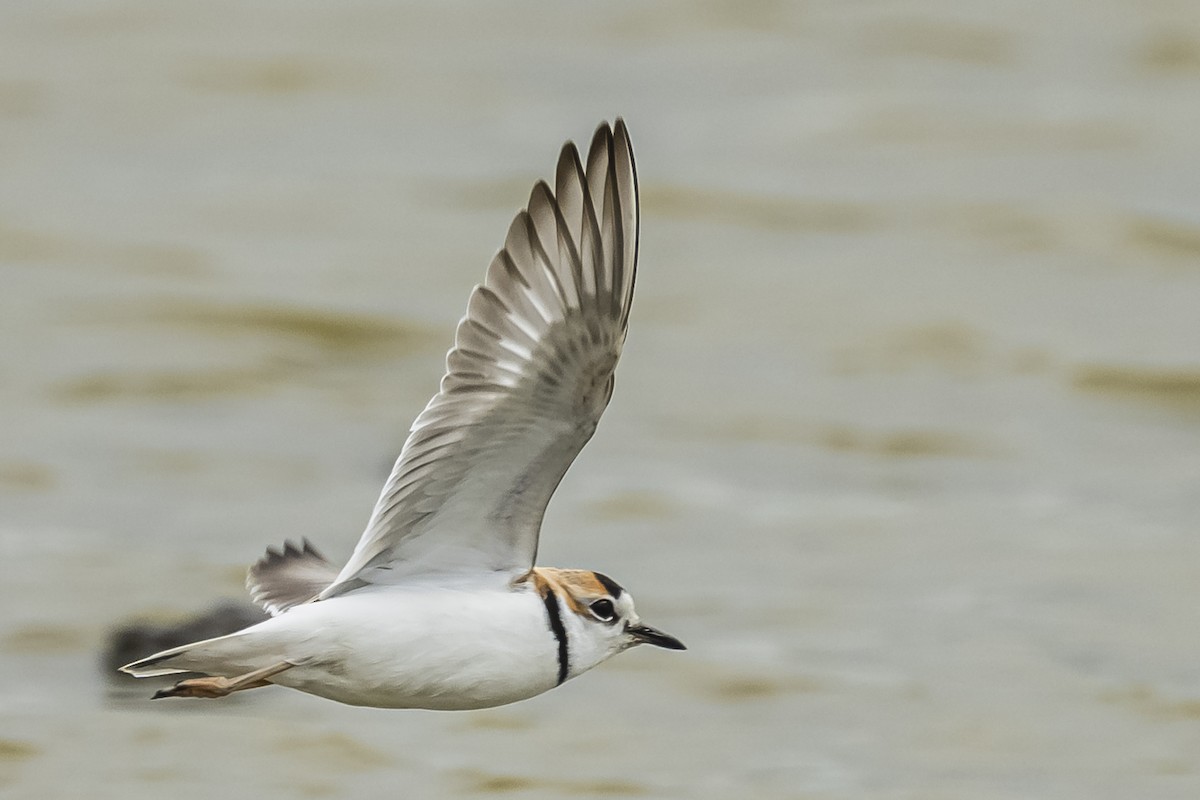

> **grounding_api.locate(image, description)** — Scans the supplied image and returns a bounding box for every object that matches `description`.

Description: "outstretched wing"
[318,120,639,598]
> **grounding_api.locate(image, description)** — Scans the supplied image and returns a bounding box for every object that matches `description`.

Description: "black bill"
[627,623,686,650]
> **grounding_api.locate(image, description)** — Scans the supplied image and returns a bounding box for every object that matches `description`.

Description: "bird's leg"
[153,661,293,700]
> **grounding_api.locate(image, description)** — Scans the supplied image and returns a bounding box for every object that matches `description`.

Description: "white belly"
[242,582,562,709]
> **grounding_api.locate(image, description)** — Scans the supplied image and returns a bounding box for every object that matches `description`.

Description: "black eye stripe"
[593,573,624,598]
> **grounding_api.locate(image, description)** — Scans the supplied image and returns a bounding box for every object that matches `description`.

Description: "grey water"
[3,2,1200,798]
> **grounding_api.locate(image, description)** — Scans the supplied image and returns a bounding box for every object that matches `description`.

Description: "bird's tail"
[120,629,259,678]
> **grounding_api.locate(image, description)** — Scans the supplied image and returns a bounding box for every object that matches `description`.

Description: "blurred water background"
[3,1,1200,798]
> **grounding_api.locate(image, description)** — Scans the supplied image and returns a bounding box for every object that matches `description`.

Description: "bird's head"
[530,567,685,678]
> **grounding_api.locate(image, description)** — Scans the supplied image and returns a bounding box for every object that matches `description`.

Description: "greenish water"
[3,2,1200,798]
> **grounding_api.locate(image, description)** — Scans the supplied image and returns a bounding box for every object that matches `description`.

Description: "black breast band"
[541,590,569,686]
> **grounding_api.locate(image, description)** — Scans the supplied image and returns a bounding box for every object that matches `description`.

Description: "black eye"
[589,598,616,622]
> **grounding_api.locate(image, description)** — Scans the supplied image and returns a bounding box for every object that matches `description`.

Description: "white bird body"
[121,120,685,709]
[158,582,560,709]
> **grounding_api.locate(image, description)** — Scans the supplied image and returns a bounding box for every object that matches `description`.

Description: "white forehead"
[615,590,637,619]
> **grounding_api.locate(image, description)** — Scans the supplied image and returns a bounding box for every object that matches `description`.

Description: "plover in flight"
[121,119,685,709]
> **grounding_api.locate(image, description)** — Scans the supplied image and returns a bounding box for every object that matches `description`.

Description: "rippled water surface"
[3,2,1200,798]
